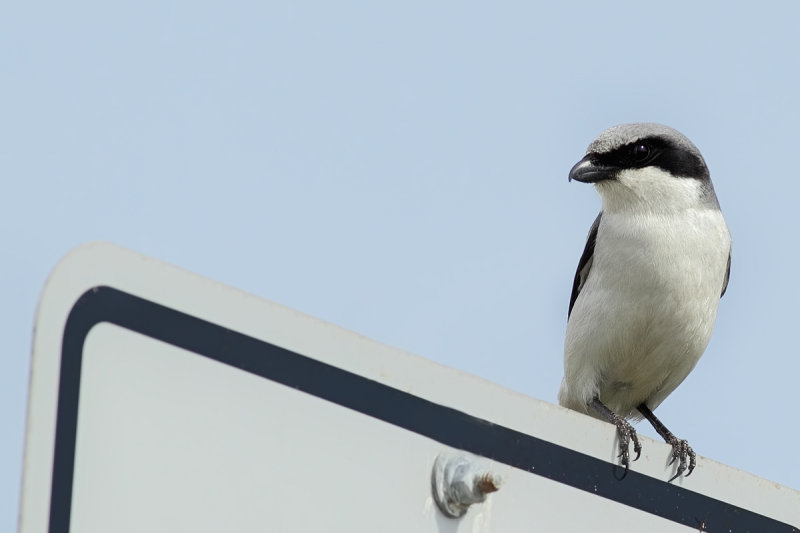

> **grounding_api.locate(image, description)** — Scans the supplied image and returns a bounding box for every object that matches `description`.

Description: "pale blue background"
[3,2,799,529]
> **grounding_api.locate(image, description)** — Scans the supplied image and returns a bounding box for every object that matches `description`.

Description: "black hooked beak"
[568,154,617,183]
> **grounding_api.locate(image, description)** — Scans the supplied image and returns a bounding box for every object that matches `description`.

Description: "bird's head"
[569,123,718,213]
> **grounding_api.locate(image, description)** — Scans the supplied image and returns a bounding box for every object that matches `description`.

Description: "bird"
[558,123,731,481]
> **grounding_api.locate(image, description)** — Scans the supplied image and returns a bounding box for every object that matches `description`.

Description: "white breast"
[559,171,731,419]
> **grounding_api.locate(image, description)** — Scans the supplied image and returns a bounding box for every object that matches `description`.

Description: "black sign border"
[49,286,798,532]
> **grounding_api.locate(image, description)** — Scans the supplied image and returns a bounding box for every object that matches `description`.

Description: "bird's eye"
[631,143,650,162]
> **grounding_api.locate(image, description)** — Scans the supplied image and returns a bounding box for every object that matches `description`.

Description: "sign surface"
[21,243,800,532]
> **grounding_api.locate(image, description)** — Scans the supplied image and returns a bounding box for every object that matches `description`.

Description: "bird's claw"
[612,416,641,478]
[666,436,696,482]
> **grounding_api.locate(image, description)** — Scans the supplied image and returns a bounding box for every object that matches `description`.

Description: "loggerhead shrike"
[558,123,731,481]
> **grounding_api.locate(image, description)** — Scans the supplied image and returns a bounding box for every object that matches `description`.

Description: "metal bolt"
[431,452,502,518]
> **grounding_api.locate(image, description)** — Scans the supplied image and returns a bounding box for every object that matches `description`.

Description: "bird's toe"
[666,437,695,482]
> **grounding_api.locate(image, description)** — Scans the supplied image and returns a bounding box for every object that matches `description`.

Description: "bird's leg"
[637,403,696,482]
[588,397,641,478]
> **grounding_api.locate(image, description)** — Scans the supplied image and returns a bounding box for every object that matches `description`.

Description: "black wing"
[568,212,601,319]
[721,249,731,297]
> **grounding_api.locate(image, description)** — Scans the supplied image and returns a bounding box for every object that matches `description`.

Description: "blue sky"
[3,2,799,529]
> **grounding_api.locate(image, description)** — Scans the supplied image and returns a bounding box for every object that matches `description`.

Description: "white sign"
[20,243,800,532]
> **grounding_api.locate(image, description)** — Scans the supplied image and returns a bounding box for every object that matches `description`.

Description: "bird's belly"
[597,298,711,411]
[579,283,715,414]
[561,211,729,418]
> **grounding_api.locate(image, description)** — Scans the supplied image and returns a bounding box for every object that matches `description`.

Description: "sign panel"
[21,243,800,532]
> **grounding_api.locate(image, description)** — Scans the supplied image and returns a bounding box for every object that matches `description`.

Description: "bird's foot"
[611,415,641,478]
[588,397,641,478]
[666,435,696,482]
